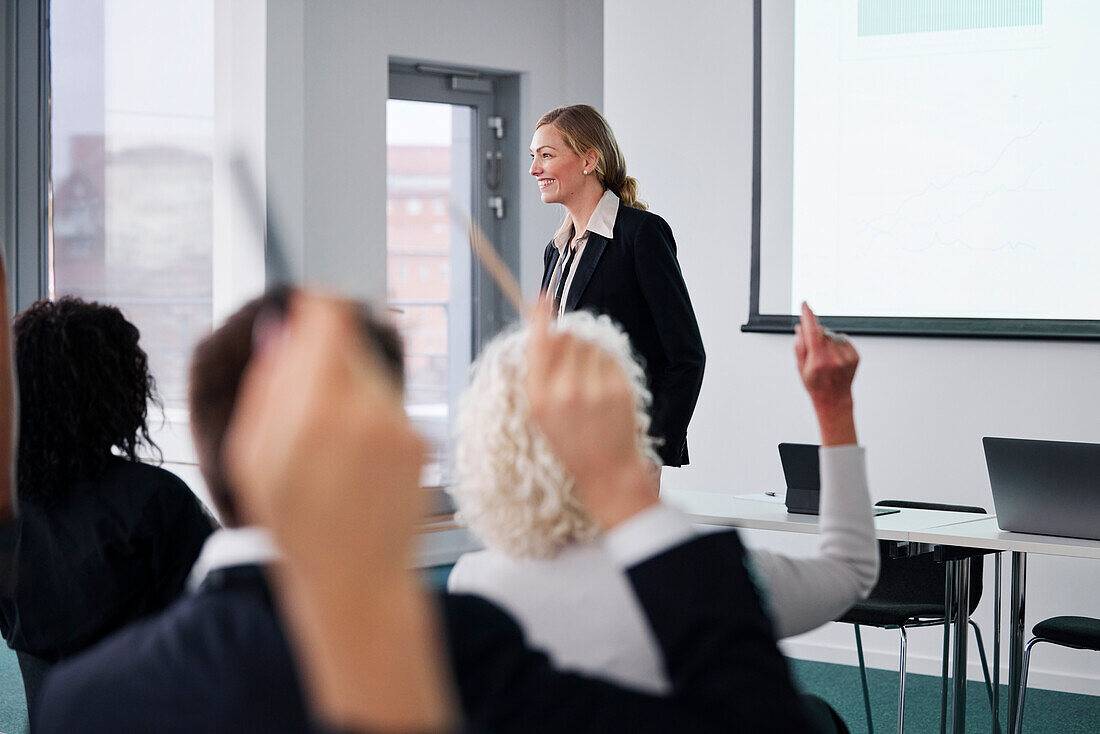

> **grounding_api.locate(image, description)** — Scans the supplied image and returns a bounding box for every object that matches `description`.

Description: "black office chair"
[1014,616,1100,734]
[838,501,998,734]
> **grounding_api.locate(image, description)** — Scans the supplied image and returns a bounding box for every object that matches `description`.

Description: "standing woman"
[531,105,704,466]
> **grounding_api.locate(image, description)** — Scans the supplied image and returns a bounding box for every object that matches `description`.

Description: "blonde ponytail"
[609,175,646,211]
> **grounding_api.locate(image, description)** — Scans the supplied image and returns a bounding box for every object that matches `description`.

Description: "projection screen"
[745,0,1100,339]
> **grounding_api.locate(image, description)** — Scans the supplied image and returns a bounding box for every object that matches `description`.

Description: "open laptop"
[779,443,898,516]
[983,437,1100,541]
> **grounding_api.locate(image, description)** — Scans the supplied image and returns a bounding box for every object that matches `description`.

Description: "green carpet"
[790,657,1100,734]
[0,644,26,734]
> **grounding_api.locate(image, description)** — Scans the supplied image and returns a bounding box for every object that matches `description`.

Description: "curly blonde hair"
[449,311,659,559]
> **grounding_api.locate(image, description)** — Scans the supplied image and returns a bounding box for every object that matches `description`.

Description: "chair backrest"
[867,501,987,616]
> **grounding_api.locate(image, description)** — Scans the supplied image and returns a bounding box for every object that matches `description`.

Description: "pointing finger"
[794,323,807,368]
[800,301,825,353]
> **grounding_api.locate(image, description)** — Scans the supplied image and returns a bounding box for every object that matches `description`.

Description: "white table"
[663,489,986,542]
[662,489,1000,734]
[909,516,1100,559]
[909,518,1100,733]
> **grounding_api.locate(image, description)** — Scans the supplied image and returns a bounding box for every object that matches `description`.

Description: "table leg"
[993,552,1001,734]
[941,561,955,734]
[1007,552,1027,733]
[952,557,971,734]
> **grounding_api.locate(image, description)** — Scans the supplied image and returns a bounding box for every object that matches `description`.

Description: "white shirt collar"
[187,526,281,591]
[553,189,621,252]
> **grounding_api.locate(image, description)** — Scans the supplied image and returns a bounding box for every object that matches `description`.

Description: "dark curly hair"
[14,297,161,507]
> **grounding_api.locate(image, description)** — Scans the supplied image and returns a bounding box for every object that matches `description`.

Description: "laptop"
[779,443,898,516]
[983,437,1100,541]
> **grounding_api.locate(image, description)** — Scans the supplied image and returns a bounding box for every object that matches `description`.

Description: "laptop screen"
[984,436,1100,541]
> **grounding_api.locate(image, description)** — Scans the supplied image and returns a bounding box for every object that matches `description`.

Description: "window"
[387,64,518,487]
[47,0,266,426]
[24,0,269,479]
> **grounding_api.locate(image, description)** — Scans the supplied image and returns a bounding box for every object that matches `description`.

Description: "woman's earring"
[583,170,589,175]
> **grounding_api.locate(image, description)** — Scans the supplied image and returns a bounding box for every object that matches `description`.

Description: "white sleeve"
[748,445,879,639]
[446,553,473,593]
[603,503,697,569]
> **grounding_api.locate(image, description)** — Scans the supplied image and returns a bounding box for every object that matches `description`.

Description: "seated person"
[448,309,877,692]
[35,293,836,734]
[32,293,391,733]
[0,298,214,686]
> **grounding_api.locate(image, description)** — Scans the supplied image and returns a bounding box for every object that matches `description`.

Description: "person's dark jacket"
[541,205,705,466]
[35,529,816,733]
[0,457,214,662]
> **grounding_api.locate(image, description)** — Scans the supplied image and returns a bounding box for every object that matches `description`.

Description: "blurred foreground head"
[449,311,658,558]
[188,289,403,526]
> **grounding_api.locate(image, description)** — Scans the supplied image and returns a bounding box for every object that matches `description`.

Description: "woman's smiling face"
[529,124,588,206]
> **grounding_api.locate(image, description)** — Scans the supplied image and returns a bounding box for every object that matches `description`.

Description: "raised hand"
[794,302,859,446]
[525,298,657,530]
[223,292,454,733]
[225,294,425,572]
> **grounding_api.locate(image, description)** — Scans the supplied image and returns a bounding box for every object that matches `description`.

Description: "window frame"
[387,62,520,493]
[388,63,518,357]
[2,0,51,315]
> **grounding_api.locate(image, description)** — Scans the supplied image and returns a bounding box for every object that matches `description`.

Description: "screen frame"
[742,0,1100,341]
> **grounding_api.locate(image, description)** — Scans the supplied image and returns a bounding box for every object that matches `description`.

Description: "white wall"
[159,0,604,520]
[266,0,604,302]
[604,0,1100,695]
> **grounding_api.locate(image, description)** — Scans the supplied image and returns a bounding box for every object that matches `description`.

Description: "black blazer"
[542,205,705,466]
[36,531,814,733]
[448,530,813,733]
[0,458,213,663]
[34,565,315,734]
